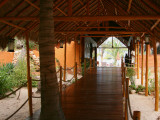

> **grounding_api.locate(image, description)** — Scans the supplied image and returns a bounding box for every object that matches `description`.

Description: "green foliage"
[136,85,145,93]
[99,37,127,66]
[126,68,136,85]
[0,58,37,96]
[129,84,136,90]
[29,41,39,50]
[0,63,14,96]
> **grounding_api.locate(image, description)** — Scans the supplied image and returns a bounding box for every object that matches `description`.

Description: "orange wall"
[55,41,80,67]
[0,51,14,65]
[33,41,81,68]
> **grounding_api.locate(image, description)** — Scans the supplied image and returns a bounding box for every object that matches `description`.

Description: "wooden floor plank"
[62,67,123,120]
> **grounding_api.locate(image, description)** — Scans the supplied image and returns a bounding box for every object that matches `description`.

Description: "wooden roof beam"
[0,0,9,8]
[78,26,127,29]
[24,0,40,10]
[127,0,132,13]
[77,0,83,5]
[68,0,72,16]
[0,15,160,21]
[150,20,160,31]
[55,31,145,34]
[0,20,26,30]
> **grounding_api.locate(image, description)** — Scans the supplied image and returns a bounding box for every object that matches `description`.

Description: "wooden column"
[135,43,137,68]
[74,39,76,63]
[64,37,67,81]
[90,58,92,68]
[145,43,149,96]
[141,40,144,85]
[60,66,62,95]
[75,62,77,82]
[25,32,33,116]
[153,38,159,111]
[84,58,86,74]
[95,47,97,66]
[74,40,76,76]
[137,41,139,79]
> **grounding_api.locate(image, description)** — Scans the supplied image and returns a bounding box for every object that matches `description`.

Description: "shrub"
[0,63,14,96]
[129,84,136,90]
[0,58,37,96]
[136,85,145,93]
[28,41,39,50]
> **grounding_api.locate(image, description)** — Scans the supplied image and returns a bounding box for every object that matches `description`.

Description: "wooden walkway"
[62,67,123,120]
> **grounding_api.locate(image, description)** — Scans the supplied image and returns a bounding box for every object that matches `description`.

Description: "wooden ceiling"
[0,0,159,46]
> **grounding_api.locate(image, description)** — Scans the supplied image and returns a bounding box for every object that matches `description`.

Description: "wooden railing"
[121,58,141,120]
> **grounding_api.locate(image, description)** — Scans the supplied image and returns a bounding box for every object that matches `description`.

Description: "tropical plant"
[0,63,14,96]
[39,0,65,119]
[126,68,136,85]
[136,85,145,93]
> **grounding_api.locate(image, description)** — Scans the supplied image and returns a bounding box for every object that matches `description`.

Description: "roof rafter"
[127,0,132,13]
[24,0,39,10]
[0,15,160,21]
[0,0,9,8]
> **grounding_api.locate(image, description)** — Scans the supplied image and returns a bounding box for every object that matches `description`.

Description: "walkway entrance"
[62,67,123,120]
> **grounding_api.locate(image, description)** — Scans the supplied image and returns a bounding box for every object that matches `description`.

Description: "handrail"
[5,98,29,120]
[121,60,141,120]
[0,82,27,100]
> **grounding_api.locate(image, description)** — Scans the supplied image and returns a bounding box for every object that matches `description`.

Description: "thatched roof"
[0,0,160,49]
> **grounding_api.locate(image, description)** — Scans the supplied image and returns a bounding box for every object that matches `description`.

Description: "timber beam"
[0,15,160,21]
[55,31,145,34]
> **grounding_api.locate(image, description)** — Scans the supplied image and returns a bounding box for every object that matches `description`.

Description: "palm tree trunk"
[39,0,65,119]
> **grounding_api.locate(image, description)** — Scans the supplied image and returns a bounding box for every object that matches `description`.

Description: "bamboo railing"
[121,58,141,120]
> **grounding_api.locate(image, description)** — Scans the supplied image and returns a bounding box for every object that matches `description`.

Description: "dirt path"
[0,88,40,120]
[129,94,160,120]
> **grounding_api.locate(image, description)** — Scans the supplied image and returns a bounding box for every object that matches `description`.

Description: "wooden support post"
[63,37,67,81]
[133,111,141,120]
[74,40,76,76]
[84,58,86,74]
[90,58,92,68]
[60,66,62,95]
[141,40,144,85]
[137,41,139,79]
[25,32,33,116]
[125,78,129,120]
[153,39,159,111]
[145,44,149,96]
[75,62,77,82]
[135,43,137,69]
[123,67,126,97]
[93,57,95,68]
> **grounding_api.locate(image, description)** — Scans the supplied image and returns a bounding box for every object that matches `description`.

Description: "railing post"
[84,58,86,75]
[60,66,62,95]
[125,78,129,120]
[75,62,77,82]
[133,111,141,120]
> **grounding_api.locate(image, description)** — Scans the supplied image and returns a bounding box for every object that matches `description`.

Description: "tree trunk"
[39,0,65,119]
